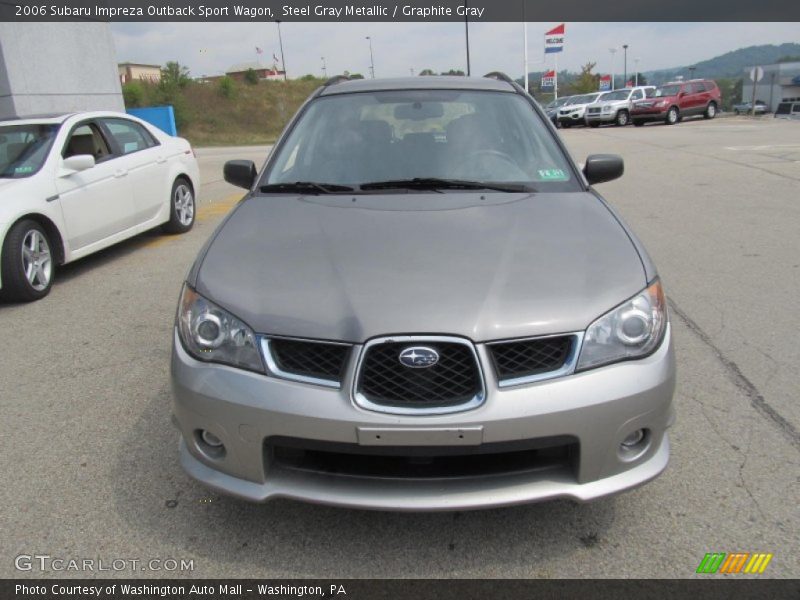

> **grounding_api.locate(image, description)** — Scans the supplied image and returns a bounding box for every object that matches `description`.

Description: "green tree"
[349,73,365,80]
[121,81,145,108]
[571,61,600,94]
[632,73,648,86]
[418,69,436,76]
[217,75,236,99]
[442,69,465,76]
[161,61,191,88]
[244,68,259,85]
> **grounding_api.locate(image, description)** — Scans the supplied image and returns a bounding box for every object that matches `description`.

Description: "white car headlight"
[177,285,264,373]
[576,280,667,371]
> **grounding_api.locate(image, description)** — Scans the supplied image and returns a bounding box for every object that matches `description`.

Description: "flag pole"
[554,52,558,99]
[523,21,528,93]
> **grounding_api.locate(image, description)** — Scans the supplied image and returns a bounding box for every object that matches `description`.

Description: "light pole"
[321,56,327,78]
[275,20,287,80]
[623,44,628,87]
[410,67,415,76]
[609,47,617,90]
[634,57,640,86]
[688,66,696,79]
[366,36,375,78]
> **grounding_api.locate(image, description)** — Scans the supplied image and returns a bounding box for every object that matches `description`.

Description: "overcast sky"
[111,22,800,78]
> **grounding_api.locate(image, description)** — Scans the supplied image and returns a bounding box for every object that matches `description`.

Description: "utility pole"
[366,36,375,78]
[276,20,287,80]
[321,56,327,78]
[634,57,640,86]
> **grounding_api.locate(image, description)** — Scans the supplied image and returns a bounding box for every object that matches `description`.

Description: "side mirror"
[62,154,95,173]
[224,160,257,190]
[583,154,624,185]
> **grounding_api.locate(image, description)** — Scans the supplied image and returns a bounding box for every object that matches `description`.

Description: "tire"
[734,109,740,115]
[163,177,195,234]
[665,106,679,125]
[615,110,630,126]
[561,122,571,129]
[704,102,717,120]
[0,219,55,302]
[633,120,645,127]
[589,122,600,128]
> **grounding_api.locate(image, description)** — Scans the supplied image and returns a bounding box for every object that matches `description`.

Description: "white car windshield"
[266,89,578,190]
[600,90,630,101]
[0,124,59,178]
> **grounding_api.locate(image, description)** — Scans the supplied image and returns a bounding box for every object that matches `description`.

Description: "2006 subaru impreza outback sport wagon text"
[171,74,676,510]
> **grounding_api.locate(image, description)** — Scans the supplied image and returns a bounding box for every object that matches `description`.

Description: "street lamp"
[321,56,327,78]
[275,20,287,81]
[609,47,617,90]
[464,0,471,76]
[634,57,640,86]
[623,44,629,87]
[365,36,375,79]
[688,66,697,79]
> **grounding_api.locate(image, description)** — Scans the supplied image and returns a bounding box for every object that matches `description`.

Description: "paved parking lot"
[2,117,798,578]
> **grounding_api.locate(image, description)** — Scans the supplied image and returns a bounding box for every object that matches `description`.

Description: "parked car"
[558,92,603,127]
[631,79,721,126]
[733,100,767,115]
[0,111,199,301]
[172,75,675,510]
[773,101,800,120]
[544,96,571,127]
[585,86,656,127]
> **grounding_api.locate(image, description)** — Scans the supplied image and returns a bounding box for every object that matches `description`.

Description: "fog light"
[200,429,224,448]
[621,429,645,448]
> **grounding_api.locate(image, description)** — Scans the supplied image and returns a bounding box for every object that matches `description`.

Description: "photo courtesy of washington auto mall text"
[1,0,800,598]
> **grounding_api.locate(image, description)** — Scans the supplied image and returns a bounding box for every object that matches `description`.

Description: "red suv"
[631,80,721,126]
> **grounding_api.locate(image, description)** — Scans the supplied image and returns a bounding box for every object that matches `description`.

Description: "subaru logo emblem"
[398,346,439,368]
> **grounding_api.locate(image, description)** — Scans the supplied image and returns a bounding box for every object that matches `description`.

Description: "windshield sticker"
[14,166,34,174]
[537,168,568,181]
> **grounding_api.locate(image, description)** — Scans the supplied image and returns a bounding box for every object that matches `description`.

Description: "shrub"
[121,81,145,108]
[218,76,236,99]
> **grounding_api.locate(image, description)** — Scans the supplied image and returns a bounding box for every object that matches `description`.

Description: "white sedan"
[0,111,200,302]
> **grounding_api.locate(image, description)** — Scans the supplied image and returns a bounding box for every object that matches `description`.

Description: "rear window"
[0,123,59,179]
[265,89,579,191]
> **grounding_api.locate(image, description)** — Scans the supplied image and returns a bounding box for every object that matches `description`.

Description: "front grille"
[488,335,574,383]
[267,436,577,479]
[588,107,601,114]
[356,340,482,409]
[268,338,350,383]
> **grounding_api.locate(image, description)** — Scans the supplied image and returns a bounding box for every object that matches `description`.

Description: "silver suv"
[586,87,655,127]
[171,75,675,510]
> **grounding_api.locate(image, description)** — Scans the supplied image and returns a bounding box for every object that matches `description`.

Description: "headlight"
[602,106,612,112]
[576,280,667,371]
[655,100,667,107]
[177,285,264,373]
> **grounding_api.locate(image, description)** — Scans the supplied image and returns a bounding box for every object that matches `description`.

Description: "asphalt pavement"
[2,117,798,578]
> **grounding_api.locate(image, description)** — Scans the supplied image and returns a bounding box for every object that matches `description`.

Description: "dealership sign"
[541,70,556,89]
[544,24,565,53]
[599,75,612,91]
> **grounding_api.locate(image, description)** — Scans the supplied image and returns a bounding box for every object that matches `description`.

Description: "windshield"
[654,85,681,97]
[0,124,59,178]
[265,89,577,191]
[599,90,630,102]
[545,97,569,109]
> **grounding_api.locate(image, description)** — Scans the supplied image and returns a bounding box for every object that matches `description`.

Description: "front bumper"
[631,107,668,121]
[171,327,676,510]
[585,111,616,123]
[557,111,586,124]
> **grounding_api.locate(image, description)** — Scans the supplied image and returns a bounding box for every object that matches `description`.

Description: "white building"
[742,61,800,112]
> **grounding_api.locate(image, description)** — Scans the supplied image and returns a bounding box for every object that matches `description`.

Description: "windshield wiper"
[359,178,533,193]
[259,181,355,194]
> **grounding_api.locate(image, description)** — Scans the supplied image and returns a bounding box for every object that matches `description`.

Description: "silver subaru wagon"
[171,75,675,510]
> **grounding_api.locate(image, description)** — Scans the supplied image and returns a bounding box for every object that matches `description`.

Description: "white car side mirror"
[62,154,95,173]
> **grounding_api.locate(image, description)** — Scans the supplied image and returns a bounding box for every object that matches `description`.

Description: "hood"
[194,192,647,343]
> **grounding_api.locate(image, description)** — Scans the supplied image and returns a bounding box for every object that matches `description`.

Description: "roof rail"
[483,71,515,85]
[323,74,351,87]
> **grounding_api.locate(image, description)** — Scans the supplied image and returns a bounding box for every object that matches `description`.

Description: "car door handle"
[114,169,129,178]
[156,156,167,164]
